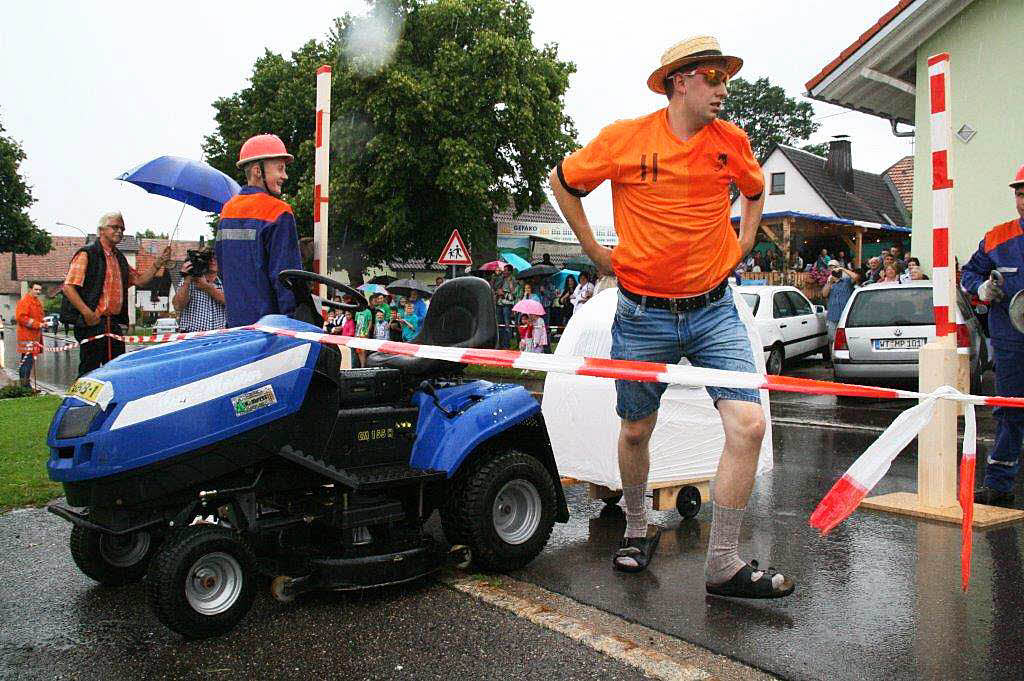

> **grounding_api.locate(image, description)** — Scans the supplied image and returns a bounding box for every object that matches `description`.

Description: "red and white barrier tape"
[41,322,1015,589]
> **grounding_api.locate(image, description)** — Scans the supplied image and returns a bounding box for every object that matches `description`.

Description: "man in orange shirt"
[62,212,171,376]
[550,36,791,598]
[15,282,44,387]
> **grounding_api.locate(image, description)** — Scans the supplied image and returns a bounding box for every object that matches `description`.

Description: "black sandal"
[612,528,662,573]
[706,560,795,599]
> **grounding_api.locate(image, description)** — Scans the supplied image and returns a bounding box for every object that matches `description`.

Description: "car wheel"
[443,450,557,572]
[766,345,784,375]
[146,526,256,639]
[70,525,159,586]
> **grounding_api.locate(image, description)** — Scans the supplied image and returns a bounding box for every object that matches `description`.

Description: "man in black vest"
[62,212,170,376]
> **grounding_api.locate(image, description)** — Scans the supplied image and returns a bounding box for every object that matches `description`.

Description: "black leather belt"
[620,279,728,313]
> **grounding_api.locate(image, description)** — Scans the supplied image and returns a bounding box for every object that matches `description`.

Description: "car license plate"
[66,378,106,404]
[872,338,925,351]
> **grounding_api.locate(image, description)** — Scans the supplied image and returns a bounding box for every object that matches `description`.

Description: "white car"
[735,285,829,374]
[154,317,178,334]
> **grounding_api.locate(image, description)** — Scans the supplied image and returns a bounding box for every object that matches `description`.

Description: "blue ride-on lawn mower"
[45,271,568,639]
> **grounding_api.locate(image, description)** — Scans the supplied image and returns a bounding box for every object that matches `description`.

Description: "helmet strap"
[258,159,282,198]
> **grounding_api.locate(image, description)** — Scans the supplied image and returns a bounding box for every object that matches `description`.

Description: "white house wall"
[730,149,836,218]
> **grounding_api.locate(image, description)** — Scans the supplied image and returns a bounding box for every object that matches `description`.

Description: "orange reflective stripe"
[220,193,293,223]
[983,219,1023,253]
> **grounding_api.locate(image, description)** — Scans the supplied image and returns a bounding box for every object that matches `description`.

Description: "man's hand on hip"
[587,245,614,276]
[83,308,101,326]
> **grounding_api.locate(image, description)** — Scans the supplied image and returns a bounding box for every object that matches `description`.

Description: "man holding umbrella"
[62,212,172,376]
[216,134,302,326]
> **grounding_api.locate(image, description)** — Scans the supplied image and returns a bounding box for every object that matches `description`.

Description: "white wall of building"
[730,149,836,218]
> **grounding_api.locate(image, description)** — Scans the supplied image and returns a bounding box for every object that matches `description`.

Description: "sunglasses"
[680,67,730,87]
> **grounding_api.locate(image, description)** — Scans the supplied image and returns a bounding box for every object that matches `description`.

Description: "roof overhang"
[805,0,974,126]
[731,210,911,233]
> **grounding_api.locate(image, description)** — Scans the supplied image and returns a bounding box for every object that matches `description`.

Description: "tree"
[135,228,170,239]
[801,142,829,158]
[202,0,577,283]
[0,113,50,255]
[720,77,819,161]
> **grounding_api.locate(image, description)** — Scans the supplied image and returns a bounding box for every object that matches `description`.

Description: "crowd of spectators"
[487,262,595,350]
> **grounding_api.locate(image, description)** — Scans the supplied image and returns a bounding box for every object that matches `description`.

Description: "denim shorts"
[610,286,760,421]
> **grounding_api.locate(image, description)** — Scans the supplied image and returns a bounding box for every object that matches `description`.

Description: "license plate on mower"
[66,378,107,404]
[872,337,925,351]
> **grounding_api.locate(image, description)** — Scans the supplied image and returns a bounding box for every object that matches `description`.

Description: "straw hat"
[647,35,743,94]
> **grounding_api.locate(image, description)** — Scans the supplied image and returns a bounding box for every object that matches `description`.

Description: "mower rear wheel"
[70,525,158,586]
[146,526,256,639]
[444,451,557,572]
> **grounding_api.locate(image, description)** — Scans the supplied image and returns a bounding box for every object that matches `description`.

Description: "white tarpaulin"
[542,286,773,489]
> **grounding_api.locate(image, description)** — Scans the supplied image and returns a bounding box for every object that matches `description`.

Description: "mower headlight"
[57,404,101,439]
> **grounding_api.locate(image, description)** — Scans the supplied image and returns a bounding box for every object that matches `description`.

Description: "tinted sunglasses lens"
[703,69,727,86]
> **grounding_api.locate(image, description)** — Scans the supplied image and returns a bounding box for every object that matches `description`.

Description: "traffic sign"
[437,229,472,266]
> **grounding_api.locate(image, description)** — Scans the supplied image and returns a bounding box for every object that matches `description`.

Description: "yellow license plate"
[67,378,106,404]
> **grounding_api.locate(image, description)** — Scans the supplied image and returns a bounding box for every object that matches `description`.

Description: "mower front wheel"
[444,451,557,572]
[70,525,158,586]
[146,526,256,639]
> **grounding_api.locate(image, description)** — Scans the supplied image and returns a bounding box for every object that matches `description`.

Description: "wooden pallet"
[561,477,711,511]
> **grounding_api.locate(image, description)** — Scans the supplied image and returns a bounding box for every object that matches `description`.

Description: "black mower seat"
[366,277,497,376]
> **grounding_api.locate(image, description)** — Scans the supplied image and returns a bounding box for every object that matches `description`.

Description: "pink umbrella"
[479,260,505,271]
[512,299,545,316]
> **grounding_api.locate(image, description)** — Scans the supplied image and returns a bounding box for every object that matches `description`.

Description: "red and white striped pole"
[313,65,332,298]
[928,53,957,344]
[928,52,976,588]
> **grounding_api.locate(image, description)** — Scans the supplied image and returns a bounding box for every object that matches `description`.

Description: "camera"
[186,249,213,278]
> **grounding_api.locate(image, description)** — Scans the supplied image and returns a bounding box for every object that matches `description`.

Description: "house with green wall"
[805,0,1024,272]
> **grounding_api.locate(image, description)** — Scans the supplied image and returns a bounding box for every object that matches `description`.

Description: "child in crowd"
[398,301,420,341]
[518,313,547,353]
[373,309,390,340]
[338,310,356,337]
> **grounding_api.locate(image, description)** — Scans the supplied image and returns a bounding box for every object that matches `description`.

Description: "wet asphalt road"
[0,508,640,681]
[4,330,1018,680]
[519,424,1024,681]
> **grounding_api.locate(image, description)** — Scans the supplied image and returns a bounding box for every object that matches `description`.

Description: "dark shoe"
[706,560,795,599]
[974,486,1015,508]
[612,528,662,573]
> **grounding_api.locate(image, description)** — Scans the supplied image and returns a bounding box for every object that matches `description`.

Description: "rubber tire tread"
[445,451,557,572]
[146,525,256,639]
[70,525,156,587]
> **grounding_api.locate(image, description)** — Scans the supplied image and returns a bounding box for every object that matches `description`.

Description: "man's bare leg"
[617,410,657,549]
[705,400,765,584]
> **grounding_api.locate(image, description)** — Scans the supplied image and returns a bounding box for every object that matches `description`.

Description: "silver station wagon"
[831,281,988,392]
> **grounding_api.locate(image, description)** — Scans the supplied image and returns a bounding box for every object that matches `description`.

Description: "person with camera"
[172,251,226,333]
[822,259,860,358]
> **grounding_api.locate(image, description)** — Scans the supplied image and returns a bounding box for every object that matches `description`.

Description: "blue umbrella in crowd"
[117,156,240,214]
[357,283,388,295]
[498,251,531,272]
[550,269,580,291]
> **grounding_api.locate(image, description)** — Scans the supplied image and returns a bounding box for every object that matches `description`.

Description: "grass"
[464,364,545,381]
[0,395,62,511]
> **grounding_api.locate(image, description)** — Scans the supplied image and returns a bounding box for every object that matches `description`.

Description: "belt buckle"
[669,298,681,314]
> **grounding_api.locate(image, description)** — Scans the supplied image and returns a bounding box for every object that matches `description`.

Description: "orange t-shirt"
[560,110,763,297]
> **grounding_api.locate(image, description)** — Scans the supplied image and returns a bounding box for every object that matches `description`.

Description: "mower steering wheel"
[277,269,369,311]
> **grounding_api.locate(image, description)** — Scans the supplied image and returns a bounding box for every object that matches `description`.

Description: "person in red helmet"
[961,164,1024,507]
[215,134,303,326]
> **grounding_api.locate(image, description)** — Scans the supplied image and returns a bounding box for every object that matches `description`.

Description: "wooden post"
[313,65,332,298]
[854,228,863,268]
[782,217,792,268]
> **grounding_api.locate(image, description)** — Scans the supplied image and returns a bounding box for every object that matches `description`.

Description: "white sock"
[704,502,747,585]
[622,484,648,538]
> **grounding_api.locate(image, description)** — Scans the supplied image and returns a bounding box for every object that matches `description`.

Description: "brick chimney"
[826,136,854,193]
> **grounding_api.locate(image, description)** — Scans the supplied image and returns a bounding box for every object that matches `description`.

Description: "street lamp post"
[55,221,89,238]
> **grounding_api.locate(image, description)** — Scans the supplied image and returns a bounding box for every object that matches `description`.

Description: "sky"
[1,0,913,245]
